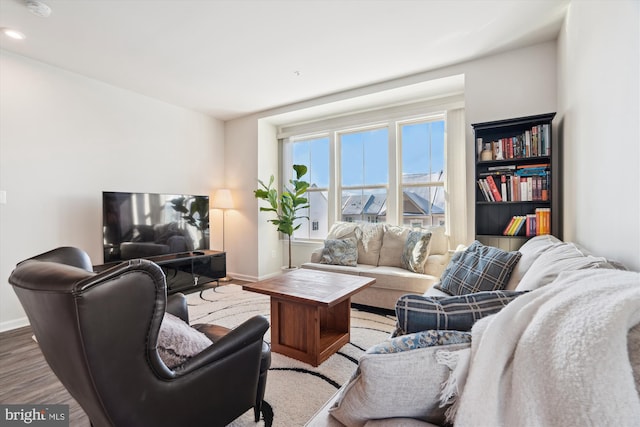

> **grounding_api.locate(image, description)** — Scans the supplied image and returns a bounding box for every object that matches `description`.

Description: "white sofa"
[306,235,639,427]
[301,222,452,310]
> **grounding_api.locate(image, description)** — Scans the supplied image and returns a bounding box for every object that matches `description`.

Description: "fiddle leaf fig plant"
[254,164,310,269]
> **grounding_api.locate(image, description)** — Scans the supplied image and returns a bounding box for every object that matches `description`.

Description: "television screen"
[102,191,209,263]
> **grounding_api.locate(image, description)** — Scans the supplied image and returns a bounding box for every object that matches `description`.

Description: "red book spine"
[485,175,502,202]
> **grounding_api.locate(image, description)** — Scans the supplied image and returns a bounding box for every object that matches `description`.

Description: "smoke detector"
[26,1,52,18]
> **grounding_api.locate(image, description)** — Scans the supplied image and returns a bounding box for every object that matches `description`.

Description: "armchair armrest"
[175,315,269,375]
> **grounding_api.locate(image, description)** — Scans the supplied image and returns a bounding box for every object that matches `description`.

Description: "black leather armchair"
[9,247,270,427]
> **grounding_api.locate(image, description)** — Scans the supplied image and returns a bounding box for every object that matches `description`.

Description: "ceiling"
[0,0,570,121]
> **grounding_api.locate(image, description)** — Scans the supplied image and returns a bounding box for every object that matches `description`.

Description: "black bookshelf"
[472,113,561,250]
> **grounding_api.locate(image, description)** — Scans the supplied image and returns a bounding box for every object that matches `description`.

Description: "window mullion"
[329,132,338,226]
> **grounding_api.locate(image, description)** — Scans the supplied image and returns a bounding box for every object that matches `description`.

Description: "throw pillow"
[378,225,410,268]
[320,237,358,267]
[401,231,432,273]
[435,241,522,296]
[515,241,615,292]
[329,341,472,426]
[504,234,560,290]
[368,329,471,354]
[393,290,527,336]
[354,223,384,265]
[158,312,213,369]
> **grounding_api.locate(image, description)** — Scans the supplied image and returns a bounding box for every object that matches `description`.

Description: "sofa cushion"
[320,237,358,267]
[301,262,376,276]
[360,266,439,294]
[435,241,521,296]
[158,312,212,369]
[394,290,526,336]
[327,222,359,240]
[422,253,452,278]
[401,231,432,274]
[379,225,410,268]
[505,234,561,290]
[326,222,384,266]
[328,339,472,427]
[516,241,614,291]
[364,419,439,427]
[356,223,385,266]
[423,225,448,256]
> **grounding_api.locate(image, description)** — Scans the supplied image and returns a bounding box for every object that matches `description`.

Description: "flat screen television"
[102,191,209,263]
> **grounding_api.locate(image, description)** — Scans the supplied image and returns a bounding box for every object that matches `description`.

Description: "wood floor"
[0,325,89,426]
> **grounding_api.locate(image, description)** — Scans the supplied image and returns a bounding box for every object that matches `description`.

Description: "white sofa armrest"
[310,247,324,263]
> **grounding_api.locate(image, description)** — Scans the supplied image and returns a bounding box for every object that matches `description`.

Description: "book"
[543,124,551,155]
[535,208,551,235]
[477,179,491,201]
[480,179,494,201]
[525,214,536,237]
[487,164,516,171]
[503,216,517,235]
[512,216,526,235]
[485,175,502,202]
[500,175,508,201]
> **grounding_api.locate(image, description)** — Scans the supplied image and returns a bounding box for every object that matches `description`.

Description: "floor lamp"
[212,189,234,282]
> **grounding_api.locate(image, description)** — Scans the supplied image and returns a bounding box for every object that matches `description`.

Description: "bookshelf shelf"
[473,113,561,250]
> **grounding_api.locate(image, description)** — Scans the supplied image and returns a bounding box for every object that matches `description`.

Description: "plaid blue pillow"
[435,241,522,296]
[393,290,526,336]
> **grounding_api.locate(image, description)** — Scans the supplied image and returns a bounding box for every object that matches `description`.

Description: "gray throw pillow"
[158,312,213,369]
[401,231,432,273]
[435,241,522,296]
[320,237,358,266]
[329,340,472,426]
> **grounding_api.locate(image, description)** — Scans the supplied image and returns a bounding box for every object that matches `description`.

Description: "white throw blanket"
[451,268,640,426]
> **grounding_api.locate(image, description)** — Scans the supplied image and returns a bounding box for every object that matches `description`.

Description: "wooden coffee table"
[242,269,375,367]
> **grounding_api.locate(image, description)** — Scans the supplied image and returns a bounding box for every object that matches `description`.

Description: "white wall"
[225,41,558,279]
[0,52,225,331]
[557,0,640,270]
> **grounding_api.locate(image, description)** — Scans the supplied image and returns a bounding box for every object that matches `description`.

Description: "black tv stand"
[93,250,226,295]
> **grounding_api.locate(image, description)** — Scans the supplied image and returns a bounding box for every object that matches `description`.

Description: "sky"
[292,120,445,189]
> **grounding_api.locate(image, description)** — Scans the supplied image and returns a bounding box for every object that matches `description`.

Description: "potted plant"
[254,164,310,269]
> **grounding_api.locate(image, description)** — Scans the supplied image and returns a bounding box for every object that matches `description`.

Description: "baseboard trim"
[0,317,29,333]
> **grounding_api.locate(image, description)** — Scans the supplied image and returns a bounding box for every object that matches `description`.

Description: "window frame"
[280,106,452,242]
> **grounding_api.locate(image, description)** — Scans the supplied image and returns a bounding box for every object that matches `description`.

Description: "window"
[282,112,447,240]
[400,119,445,227]
[286,136,329,239]
[340,127,389,224]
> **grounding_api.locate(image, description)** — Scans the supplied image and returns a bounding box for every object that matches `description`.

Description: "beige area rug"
[186,284,397,427]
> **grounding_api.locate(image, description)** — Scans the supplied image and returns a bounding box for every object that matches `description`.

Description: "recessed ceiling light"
[1,28,26,40]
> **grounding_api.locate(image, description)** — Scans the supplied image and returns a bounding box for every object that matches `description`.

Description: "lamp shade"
[212,189,234,209]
